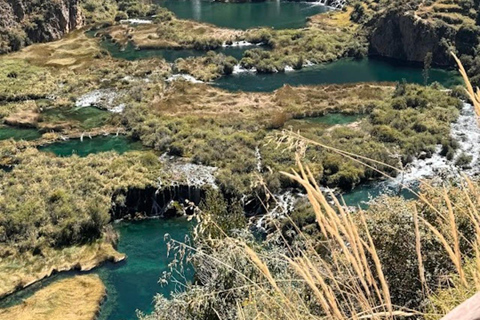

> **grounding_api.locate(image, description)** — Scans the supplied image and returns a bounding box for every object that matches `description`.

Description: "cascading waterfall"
[111,155,218,219]
[255,146,262,173]
[75,89,126,113]
[393,102,480,185]
[166,74,203,84]
[253,191,305,233]
[314,0,346,9]
[256,102,480,227]
[159,153,218,188]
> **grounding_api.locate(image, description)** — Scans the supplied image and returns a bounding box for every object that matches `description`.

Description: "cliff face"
[0,0,85,53]
[368,10,452,66]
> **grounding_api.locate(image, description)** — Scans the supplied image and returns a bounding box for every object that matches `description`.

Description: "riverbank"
[0,275,106,320]
[0,241,123,299]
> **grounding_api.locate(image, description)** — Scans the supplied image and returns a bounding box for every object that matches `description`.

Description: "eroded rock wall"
[0,0,85,53]
[368,8,479,67]
[369,10,451,66]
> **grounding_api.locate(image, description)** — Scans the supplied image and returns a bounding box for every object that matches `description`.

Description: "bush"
[455,152,473,168]
[372,125,401,142]
[115,11,129,22]
[350,2,366,23]
[267,112,288,129]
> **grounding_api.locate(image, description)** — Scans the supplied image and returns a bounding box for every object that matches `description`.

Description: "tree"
[423,52,433,85]
[199,190,246,239]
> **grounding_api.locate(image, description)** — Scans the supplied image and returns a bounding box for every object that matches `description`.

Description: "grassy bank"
[101,9,243,50]
[0,242,122,299]
[0,275,106,320]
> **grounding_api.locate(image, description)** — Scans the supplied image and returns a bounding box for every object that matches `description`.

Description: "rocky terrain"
[0,0,84,53]
[366,0,480,67]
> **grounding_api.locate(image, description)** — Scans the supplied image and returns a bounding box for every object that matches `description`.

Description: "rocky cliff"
[0,0,85,53]
[368,8,479,67]
[368,10,452,66]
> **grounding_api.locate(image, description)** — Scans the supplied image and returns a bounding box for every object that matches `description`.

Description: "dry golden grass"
[452,52,480,119]
[2,101,39,127]
[0,275,105,320]
[0,242,124,299]
[228,154,480,318]
[149,81,392,121]
[310,6,356,29]
[10,31,102,69]
[417,0,476,27]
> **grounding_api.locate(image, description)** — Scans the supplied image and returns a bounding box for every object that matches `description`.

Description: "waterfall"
[232,64,257,75]
[314,0,346,10]
[75,88,125,112]
[159,153,218,189]
[120,19,152,25]
[396,102,480,184]
[192,0,201,21]
[222,41,254,48]
[166,74,203,84]
[253,191,305,233]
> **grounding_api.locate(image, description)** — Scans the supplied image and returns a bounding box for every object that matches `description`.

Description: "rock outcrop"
[369,10,452,66]
[368,8,479,67]
[0,0,85,53]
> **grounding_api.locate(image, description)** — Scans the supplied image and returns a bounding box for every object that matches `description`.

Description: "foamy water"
[166,74,203,83]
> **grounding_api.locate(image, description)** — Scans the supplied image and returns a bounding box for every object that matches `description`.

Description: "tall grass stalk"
[233,56,480,318]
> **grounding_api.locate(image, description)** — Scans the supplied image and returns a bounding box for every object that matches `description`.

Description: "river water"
[0,218,193,320]
[38,136,145,157]
[97,219,194,320]
[102,40,261,61]
[155,0,330,29]
[0,126,41,141]
[214,58,461,91]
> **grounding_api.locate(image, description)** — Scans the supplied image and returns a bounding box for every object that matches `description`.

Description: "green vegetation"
[1,2,477,318]
[0,60,58,100]
[82,0,156,25]
[0,149,161,252]
[174,52,237,81]
[0,146,163,295]
[100,7,365,79]
[242,8,366,72]
[122,81,460,192]
[102,9,242,51]
[139,152,480,319]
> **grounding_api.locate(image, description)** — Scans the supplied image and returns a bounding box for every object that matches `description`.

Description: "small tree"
[199,190,246,239]
[423,52,433,85]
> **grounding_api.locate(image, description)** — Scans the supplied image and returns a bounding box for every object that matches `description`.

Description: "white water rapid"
[344,102,480,208]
